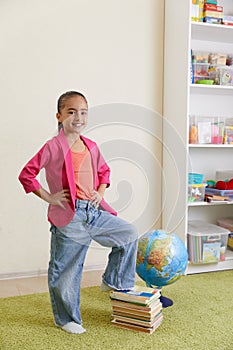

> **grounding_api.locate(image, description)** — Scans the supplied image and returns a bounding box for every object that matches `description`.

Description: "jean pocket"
[50,224,56,234]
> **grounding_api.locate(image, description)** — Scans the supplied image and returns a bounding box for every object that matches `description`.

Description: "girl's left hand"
[91,190,102,209]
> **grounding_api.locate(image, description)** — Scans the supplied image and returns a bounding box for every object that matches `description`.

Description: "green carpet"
[0,271,233,350]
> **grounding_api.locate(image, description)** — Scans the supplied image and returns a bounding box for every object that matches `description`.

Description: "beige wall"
[0,0,164,277]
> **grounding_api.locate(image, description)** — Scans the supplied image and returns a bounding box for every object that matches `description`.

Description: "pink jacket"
[18,129,117,226]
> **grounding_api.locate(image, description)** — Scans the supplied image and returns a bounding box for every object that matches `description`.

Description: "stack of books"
[203,3,224,25]
[110,285,163,334]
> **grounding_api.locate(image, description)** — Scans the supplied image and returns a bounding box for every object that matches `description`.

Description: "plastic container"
[211,118,224,144]
[205,188,233,198]
[197,117,212,144]
[228,234,233,249]
[223,126,233,144]
[226,54,233,66]
[188,220,229,264]
[192,51,208,63]
[209,53,227,66]
[188,183,206,202]
[189,115,224,144]
[195,79,214,84]
[188,173,204,184]
[189,115,198,144]
[217,66,233,86]
[217,217,233,250]
[193,63,210,83]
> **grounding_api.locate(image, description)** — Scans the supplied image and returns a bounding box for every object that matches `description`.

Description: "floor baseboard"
[0,265,106,281]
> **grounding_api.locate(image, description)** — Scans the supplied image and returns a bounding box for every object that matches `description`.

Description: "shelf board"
[188,201,233,207]
[187,257,233,274]
[187,249,233,274]
[191,21,233,43]
[190,84,233,95]
[189,144,233,148]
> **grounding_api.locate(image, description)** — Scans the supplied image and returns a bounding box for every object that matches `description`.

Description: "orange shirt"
[71,148,93,200]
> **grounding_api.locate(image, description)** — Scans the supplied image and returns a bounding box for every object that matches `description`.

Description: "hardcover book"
[111,313,163,334]
[110,285,160,305]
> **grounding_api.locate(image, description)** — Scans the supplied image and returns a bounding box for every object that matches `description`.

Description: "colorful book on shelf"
[204,4,223,12]
[204,11,224,19]
[111,312,163,334]
[204,17,222,24]
[110,286,161,305]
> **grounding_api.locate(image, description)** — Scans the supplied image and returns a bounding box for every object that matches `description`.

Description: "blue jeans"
[48,200,138,326]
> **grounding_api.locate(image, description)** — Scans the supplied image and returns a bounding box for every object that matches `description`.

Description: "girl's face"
[56,96,88,135]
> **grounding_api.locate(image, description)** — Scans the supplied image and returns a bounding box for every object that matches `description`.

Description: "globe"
[136,230,188,288]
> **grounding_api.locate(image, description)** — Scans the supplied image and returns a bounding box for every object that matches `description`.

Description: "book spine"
[204,11,224,18]
[204,4,223,12]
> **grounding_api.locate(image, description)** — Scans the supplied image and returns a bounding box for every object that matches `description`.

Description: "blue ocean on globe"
[136,230,188,288]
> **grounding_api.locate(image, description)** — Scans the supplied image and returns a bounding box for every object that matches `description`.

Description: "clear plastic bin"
[193,63,210,83]
[188,183,206,202]
[217,66,233,86]
[192,51,208,63]
[189,116,224,144]
[188,220,229,264]
[223,126,233,144]
[217,217,233,250]
[211,119,224,144]
[209,53,227,65]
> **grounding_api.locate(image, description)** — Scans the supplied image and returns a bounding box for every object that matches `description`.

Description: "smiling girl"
[18,91,138,334]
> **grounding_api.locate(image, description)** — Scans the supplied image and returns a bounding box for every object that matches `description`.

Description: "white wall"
[0,0,164,277]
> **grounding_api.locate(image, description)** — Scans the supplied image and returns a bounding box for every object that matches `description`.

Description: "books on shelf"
[110,285,163,334]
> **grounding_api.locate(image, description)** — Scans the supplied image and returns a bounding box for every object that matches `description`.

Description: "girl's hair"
[57,91,88,113]
[57,91,88,131]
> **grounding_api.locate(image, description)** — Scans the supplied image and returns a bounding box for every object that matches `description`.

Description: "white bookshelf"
[163,0,233,274]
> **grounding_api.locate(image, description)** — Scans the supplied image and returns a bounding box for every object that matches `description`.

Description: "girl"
[19,91,138,334]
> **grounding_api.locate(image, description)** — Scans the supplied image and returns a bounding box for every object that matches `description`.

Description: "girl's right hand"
[48,189,71,209]
[33,188,71,210]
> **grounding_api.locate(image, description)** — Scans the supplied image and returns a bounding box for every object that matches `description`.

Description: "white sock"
[60,322,86,334]
[100,281,113,292]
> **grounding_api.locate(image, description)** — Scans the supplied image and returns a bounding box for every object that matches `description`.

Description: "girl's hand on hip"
[49,189,71,209]
[91,190,102,209]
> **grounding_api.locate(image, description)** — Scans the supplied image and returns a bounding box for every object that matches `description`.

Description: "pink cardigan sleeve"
[97,151,111,188]
[18,144,50,194]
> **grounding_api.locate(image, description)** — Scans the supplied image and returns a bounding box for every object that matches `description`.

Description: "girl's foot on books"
[100,281,114,292]
[160,295,173,308]
[100,281,133,292]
